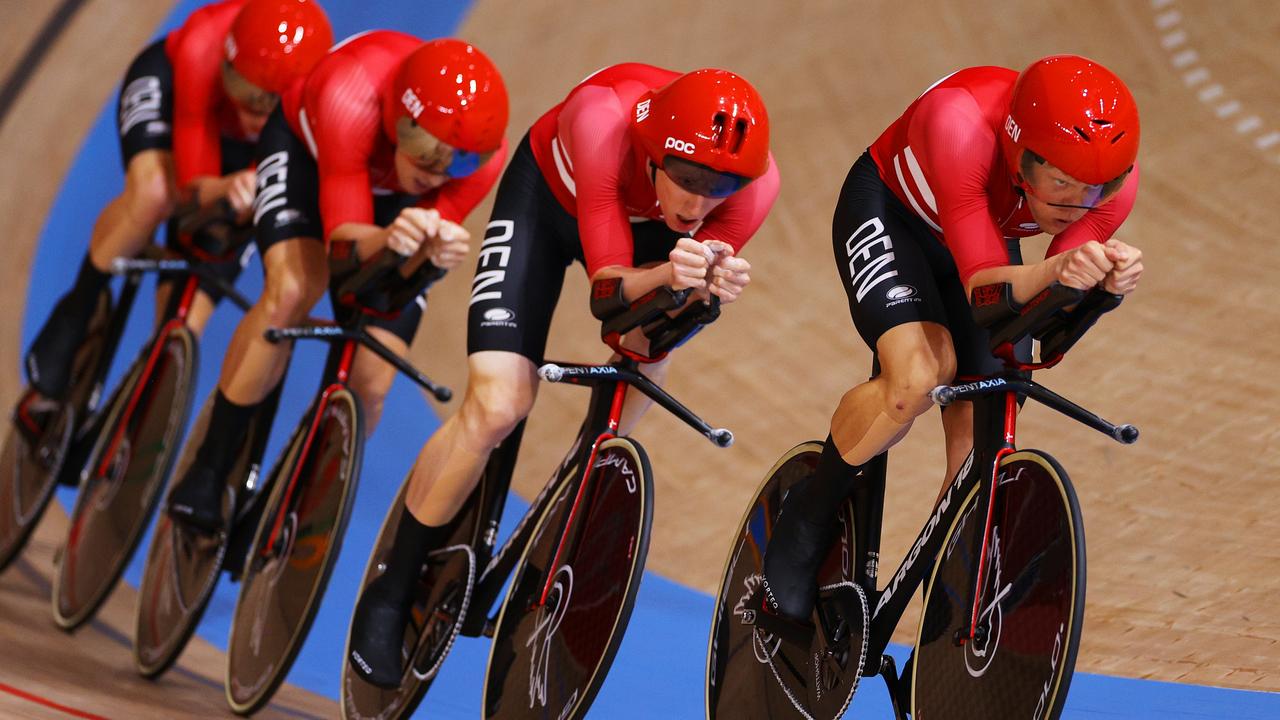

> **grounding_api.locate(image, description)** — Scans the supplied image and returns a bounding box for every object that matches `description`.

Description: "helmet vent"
[1073,126,1091,141]
[729,118,749,155]
[711,112,727,149]
[1091,119,1112,126]
[1110,131,1127,144]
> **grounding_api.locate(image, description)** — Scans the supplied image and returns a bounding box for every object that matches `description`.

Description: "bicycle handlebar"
[332,247,445,316]
[599,286,722,362]
[929,378,1139,445]
[538,362,734,448]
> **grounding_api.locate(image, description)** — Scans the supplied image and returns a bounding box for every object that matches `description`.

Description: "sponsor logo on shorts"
[119,76,163,137]
[885,283,921,308]
[273,208,306,228]
[480,307,517,329]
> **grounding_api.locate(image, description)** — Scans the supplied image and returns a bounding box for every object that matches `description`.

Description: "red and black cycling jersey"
[277,30,507,243]
[164,0,252,187]
[527,63,781,277]
[867,66,1139,286]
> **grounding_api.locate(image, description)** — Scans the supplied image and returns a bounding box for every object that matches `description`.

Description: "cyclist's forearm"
[966,257,1062,306]
[591,264,672,303]
[330,222,386,259]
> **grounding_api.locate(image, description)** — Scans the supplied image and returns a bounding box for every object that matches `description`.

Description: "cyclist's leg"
[761,151,956,623]
[26,42,176,398]
[933,238,1028,500]
[349,134,571,686]
[169,109,326,531]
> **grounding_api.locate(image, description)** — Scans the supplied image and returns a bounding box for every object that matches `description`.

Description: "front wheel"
[482,437,653,720]
[912,449,1086,720]
[225,386,363,716]
[52,324,197,630]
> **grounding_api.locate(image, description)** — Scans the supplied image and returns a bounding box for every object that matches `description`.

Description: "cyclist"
[22,0,332,402]
[758,55,1146,627]
[166,33,509,532]
[348,63,781,688]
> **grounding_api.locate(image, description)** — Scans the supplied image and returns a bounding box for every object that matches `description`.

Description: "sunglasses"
[661,156,752,199]
[395,116,492,179]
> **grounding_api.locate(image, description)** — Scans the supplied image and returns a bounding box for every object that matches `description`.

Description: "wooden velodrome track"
[2,0,1277,716]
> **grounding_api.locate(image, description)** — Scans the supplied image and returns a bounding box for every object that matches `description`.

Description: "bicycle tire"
[0,289,113,573]
[704,441,862,720]
[340,460,488,720]
[52,324,198,630]
[225,386,363,716]
[481,436,652,720]
[133,391,285,678]
[912,449,1086,720]
[0,401,75,574]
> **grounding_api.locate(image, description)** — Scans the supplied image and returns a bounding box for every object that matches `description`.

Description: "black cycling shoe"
[348,573,414,688]
[760,475,842,625]
[25,298,92,400]
[166,463,228,533]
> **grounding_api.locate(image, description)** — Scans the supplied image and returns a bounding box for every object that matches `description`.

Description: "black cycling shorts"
[466,133,683,362]
[831,151,1024,378]
[252,108,426,345]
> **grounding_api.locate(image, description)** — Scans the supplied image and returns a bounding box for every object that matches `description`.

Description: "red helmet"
[632,69,770,195]
[382,39,509,154]
[224,0,333,95]
[1001,55,1140,187]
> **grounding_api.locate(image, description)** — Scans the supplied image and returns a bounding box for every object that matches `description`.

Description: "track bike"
[132,248,450,716]
[1,203,246,575]
[707,283,1139,720]
[342,286,731,720]
[49,207,253,630]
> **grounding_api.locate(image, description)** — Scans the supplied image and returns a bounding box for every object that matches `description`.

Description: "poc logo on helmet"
[1004,115,1021,142]
[664,137,696,154]
[401,88,425,120]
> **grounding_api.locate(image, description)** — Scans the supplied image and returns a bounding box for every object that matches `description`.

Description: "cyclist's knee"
[260,266,324,326]
[460,376,534,448]
[883,354,953,422]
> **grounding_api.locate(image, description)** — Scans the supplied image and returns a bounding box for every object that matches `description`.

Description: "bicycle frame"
[460,356,731,637]
[257,310,449,554]
[848,368,1137,689]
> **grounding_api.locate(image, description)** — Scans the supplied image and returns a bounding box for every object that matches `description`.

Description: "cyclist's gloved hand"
[704,240,751,304]
[427,217,471,270]
[668,236,716,295]
[385,207,440,257]
[1055,240,1113,290]
[1101,238,1143,295]
[224,168,257,221]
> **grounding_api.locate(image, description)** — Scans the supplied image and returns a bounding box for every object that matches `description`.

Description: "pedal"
[482,617,497,639]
